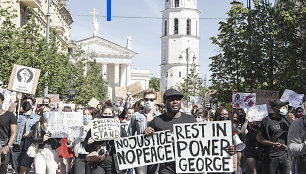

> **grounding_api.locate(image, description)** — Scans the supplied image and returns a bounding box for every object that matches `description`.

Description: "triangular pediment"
[76,36,137,58]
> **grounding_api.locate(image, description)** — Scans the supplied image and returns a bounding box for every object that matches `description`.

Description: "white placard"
[246,104,269,122]
[91,118,121,141]
[173,121,233,173]
[115,130,174,170]
[190,96,203,105]
[232,92,256,109]
[47,112,83,138]
[8,64,41,94]
[281,89,304,108]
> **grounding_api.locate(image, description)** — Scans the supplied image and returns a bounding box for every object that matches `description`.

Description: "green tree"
[149,77,160,92]
[209,0,306,103]
[177,62,204,101]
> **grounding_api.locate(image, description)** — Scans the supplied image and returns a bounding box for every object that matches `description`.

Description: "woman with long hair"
[32,106,61,174]
[83,104,127,174]
[66,108,94,174]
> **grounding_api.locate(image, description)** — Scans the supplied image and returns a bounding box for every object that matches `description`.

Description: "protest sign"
[232,92,256,109]
[190,96,203,105]
[47,112,83,138]
[245,104,268,122]
[88,98,100,108]
[173,121,233,173]
[281,89,304,108]
[156,91,165,105]
[245,89,279,113]
[91,118,121,141]
[127,82,143,96]
[115,130,174,170]
[0,88,13,110]
[115,87,127,98]
[47,94,60,104]
[8,64,41,94]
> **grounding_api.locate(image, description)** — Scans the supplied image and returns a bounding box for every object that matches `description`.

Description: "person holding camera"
[31,106,61,174]
[0,92,17,174]
[83,104,127,174]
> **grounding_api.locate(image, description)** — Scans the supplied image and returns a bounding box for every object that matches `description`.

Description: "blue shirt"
[14,113,40,150]
[129,110,161,136]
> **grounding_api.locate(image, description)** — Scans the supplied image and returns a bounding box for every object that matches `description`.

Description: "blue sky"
[66,0,235,84]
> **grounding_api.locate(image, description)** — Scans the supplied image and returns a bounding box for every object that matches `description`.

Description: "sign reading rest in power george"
[8,64,41,94]
[91,118,121,141]
[173,121,233,173]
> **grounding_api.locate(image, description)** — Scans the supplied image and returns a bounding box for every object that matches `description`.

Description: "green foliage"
[149,77,160,92]
[210,1,306,103]
[0,3,108,104]
[177,62,205,101]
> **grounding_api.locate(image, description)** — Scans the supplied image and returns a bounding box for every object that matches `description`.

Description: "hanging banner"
[47,112,83,138]
[281,89,304,108]
[115,130,174,170]
[232,92,256,109]
[245,104,269,122]
[8,64,41,94]
[173,121,233,173]
[91,118,121,141]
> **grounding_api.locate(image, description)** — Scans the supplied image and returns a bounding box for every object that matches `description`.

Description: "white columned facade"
[160,0,200,91]
[120,64,127,87]
[126,64,131,86]
[101,63,108,80]
[114,64,120,86]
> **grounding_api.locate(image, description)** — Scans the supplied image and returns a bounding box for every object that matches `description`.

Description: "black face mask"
[102,116,113,118]
[251,124,260,129]
[219,117,230,121]
[22,102,32,112]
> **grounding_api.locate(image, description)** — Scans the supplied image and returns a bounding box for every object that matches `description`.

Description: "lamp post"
[44,0,52,97]
[179,48,196,107]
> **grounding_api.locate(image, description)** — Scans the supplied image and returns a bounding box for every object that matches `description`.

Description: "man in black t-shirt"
[144,89,197,174]
[256,99,291,174]
[0,92,17,173]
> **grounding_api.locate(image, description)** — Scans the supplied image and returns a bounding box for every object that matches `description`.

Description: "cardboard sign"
[245,104,269,122]
[88,98,100,108]
[0,88,13,110]
[173,121,233,173]
[8,64,41,94]
[190,96,202,105]
[281,89,304,108]
[47,112,83,138]
[156,91,165,105]
[245,89,279,113]
[48,94,60,104]
[91,118,121,141]
[232,92,256,109]
[115,87,127,98]
[127,82,143,96]
[115,130,174,170]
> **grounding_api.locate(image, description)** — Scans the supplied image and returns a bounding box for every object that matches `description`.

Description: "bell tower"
[160,0,200,91]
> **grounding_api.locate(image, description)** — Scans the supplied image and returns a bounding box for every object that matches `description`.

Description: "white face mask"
[145,101,155,110]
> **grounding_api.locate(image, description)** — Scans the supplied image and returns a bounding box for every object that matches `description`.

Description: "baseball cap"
[270,99,289,108]
[163,89,184,101]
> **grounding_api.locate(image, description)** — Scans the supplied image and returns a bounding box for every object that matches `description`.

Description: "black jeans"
[73,155,91,174]
[263,154,291,174]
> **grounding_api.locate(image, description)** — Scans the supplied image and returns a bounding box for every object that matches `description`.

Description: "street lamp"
[179,48,196,107]
[44,0,52,97]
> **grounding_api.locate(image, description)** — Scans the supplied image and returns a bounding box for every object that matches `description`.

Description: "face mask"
[22,101,32,112]
[145,101,155,110]
[103,116,113,118]
[83,117,92,125]
[76,110,82,112]
[219,117,230,121]
[43,112,50,120]
[279,108,288,116]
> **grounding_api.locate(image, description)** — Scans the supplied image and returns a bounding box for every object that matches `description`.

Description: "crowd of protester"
[0,88,305,174]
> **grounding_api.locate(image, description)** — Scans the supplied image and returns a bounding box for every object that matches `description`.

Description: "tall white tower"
[160,0,200,91]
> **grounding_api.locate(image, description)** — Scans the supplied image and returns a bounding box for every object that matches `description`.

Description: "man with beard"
[144,89,197,174]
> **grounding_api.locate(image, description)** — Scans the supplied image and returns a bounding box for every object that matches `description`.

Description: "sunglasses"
[144,98,155,102]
